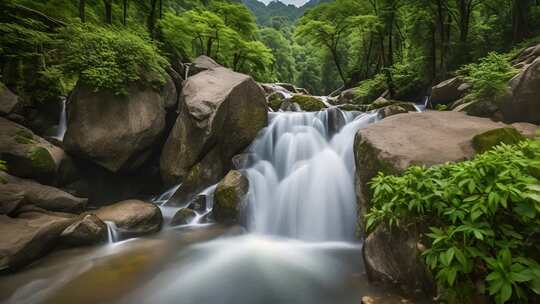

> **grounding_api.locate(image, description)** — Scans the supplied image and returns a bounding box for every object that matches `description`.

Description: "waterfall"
[105,221,120,243]
[52,98,67,140]
[241,110,380,241]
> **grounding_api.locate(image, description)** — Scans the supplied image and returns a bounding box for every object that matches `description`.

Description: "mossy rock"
[367,98,416,112]
[472,127,526,154]
[213,170,249,223]
[290,94,326,111]
[28,146,57,175]
[267,92,284,111]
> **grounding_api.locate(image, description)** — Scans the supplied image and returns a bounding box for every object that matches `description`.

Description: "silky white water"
[52,98,67,141]
[242,110,380,241]
[3,108,409,304]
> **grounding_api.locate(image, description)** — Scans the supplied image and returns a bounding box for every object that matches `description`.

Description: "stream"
[0,109,421,304]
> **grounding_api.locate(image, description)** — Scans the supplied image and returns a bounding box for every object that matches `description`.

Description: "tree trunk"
[148,0,158,37]
[123,0,128,25]
[103,0,112,24]
[79,0,86,23]
[331,48,347,85]
[512,0,531,43]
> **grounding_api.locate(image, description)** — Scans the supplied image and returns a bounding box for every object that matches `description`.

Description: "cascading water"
[52,98,67,141]
[242,110,379,241]
[2,108,418,304]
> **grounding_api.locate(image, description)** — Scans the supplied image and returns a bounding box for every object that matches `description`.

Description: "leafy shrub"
[435,104,448,111]
[458,52,518,101]
[366,140,540,304]
[59,24,168,94]
[353,73,387,104]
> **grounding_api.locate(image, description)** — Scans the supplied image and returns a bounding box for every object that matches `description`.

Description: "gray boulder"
[0,117,65,183]
[160,67,267,202]
[94,200,162,237]
[170,208,197,226]
[64,83,166,172]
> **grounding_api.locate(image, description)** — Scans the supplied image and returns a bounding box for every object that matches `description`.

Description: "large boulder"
[0,117,65,183]
[94,200,162,237]
[160,67,267,202]
[60,213,108,246]
[0,173,87,214]
[161,74,179,110]
[0,207,76,271]
[213,170,249,223]
[64,83,166,172]
[502,57,540,124]
[354,111,518,290]
[430,77,470,104]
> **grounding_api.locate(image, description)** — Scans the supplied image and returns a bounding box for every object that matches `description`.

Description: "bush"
[366,140,540,304]
[59,24,168,94]
[353,73,387,104]
[458,52,518,101]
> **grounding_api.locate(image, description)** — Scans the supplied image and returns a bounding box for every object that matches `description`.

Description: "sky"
[259,0,309,7]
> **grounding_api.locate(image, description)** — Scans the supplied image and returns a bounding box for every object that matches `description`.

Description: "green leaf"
[499,283,512,303]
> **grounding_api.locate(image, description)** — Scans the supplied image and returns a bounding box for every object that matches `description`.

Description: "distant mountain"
[243,0,331,26]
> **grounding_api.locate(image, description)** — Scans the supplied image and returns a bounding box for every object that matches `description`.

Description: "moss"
[28,146,56,174]
[290,94,325,111]
[367,99,416,112]
[472,127,526,154]
[13,129,36,145]
[267,93,284,111]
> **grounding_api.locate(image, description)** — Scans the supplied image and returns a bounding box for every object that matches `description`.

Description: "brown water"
[0,225,426,304]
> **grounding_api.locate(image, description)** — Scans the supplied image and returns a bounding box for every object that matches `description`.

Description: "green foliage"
[0,160,6,172]
[435,104,449,111]
[353,74,387,104]
[59,23,167,94]
[458,52,518,101]
[366,140,540,303]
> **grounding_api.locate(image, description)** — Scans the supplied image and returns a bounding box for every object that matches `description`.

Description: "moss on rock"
[213,170,249,223]
[472,127,526,153]
[267,92,284,111]
[290,94,326,111]
[28,146,57,175]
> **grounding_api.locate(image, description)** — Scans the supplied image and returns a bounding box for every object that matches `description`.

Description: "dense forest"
[1,1,540,304]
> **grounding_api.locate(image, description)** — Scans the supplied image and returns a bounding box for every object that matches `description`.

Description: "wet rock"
[326,107,347,136]
[472,127,526,153]
[290,94,326,111]
[170,208,197,226]
[160,67,267,201]
[213,170,249,223]
[260,83,290,95]
[187,194,207,212]
[431,76,469,104]
[0,184,25,215]
[267,91,286,111]
[232,153,256,170]
[64,83,166,172]
[0,117,65,183]
[279,100,302,112]
[0,208,76,271]
[275,83,298,93]
[61,214,108,246]
[367,97,416,112]
[94,200,162,237]
[0,172,87,214]
[337,87,359,105]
